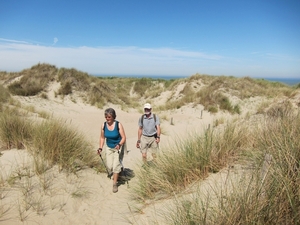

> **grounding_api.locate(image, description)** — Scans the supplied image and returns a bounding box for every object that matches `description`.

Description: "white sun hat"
[144,103,151,109]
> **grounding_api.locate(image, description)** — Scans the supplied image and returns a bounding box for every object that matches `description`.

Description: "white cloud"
[0,39,299,78]
[0,38,29,44]
[0,41,222,75]
[53,37,58,45]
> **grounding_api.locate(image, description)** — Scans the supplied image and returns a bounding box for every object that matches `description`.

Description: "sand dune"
[1,79,299,224]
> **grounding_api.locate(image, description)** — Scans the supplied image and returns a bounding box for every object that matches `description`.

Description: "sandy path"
[0,95,218,225]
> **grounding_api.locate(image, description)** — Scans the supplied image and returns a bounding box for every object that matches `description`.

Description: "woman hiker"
[97,108,126,193]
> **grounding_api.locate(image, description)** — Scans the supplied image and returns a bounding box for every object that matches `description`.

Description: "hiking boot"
[113,183,118,193]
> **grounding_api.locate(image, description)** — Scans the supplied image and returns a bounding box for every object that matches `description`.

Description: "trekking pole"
[98,151,112,178]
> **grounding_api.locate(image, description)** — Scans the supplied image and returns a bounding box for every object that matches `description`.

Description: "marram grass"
[152,108,300,225]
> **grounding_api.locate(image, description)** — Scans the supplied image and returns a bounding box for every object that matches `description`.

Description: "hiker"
[98,108,126,193]
[136,103,161,164]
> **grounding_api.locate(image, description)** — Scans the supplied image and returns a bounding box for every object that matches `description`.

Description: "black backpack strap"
[116,120,119,130]
[141,114,156,126]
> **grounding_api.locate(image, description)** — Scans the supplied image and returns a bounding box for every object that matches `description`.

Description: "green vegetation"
[28,118,99,172]
[0,84,11,103]
[131,120,251,201]
[131,103,300,224]
[0,84,12,112]
[57,67,92,92]
[2,63,296,114]
[0,108,33,149]
[0,64,299,223]
[7,63,57,96]
[0,107,101,174]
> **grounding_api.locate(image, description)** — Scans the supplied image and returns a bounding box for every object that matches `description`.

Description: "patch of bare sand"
[1,84,279,224]
[1,94,220,224]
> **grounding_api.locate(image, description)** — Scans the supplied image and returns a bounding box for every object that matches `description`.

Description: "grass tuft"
[131,121,252,202]
[28,118,99,172]
[0,108,33,149]
[152,104,300,224]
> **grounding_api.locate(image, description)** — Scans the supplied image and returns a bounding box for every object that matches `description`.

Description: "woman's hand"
[115,144,122,153]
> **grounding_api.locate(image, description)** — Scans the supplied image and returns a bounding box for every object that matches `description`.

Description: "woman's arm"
[118,122,126,146]
[98,123,105,153]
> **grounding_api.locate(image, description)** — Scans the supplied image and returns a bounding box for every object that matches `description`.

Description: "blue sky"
[1,0,299,78]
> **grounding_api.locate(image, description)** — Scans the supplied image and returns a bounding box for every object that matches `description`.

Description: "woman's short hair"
[104,108,116,119]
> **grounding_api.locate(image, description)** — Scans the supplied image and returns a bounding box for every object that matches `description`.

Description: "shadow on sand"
[117,167,135,187]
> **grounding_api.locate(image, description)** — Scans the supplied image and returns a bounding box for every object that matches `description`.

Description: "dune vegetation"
[0,63,299,224]
[131,105,300,224]
[1,63,297,113]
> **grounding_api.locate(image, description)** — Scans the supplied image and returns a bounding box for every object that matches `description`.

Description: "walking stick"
[98,151,112,178]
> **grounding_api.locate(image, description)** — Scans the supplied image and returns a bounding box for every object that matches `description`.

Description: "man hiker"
[136,103,161,164]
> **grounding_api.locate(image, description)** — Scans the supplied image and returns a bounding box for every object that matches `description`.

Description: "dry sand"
[2,85,295,224]
[0,92,221,225]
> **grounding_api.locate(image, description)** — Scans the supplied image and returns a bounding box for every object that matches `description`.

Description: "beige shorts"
[105,146,122,173]
[140,135,158,155]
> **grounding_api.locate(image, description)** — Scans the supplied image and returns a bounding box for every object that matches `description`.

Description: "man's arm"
[156,124,161,143]
[156,124,161,137]
[136,126,142,148]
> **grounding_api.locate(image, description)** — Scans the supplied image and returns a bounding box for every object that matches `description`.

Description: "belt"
[143,134,156,137]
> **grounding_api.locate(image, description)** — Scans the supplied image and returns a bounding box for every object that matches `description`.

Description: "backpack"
[141,114,156,127]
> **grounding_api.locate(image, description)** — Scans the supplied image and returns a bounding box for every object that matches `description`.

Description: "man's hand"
[136,140,141,148]
[156,136,160,143]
